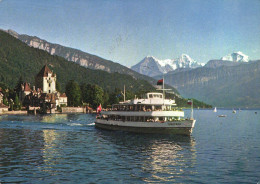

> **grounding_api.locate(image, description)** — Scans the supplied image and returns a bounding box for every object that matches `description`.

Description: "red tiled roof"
[41,93,58,103]
[24,82,31,92]
[60,93,67,97]
[0,104,8,108]
[37,65,55,77]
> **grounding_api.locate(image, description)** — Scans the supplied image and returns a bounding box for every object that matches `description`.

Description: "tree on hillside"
[65,80,81,107]
[13,94,21,110]
[80,83,92,105]
[81,83,104,109]
[92,85,104,109]
[102,91,109,108]
[108,88,122,105]
[56,81,61,92]
[15,76,24,92]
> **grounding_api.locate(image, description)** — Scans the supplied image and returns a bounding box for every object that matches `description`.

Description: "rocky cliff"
[5,29,157,84]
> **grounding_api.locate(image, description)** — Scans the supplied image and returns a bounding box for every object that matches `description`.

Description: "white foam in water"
[87,123,95,126]
[69,123,83,126]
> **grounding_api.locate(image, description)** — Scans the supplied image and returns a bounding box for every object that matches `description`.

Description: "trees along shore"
[0,79,212,112]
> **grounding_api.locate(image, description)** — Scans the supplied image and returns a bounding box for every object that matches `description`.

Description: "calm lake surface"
[0,109,260,183]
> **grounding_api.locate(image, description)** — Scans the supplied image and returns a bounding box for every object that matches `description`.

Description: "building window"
[49,83,51,87]
[49,90,51,93]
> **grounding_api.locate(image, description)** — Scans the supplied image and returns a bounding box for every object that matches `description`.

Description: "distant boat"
[232,109,236,113]
[213,107,217,112]
[239,108,241,112]
[218,115,227,117]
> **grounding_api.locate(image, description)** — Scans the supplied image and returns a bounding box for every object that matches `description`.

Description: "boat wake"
[87,123,95,126]
[68,123,83,126]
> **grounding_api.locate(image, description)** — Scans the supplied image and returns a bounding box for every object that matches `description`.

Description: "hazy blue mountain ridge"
[159,60,260,107]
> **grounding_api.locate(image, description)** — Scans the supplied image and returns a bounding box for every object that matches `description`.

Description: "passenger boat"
[95,85,196,135]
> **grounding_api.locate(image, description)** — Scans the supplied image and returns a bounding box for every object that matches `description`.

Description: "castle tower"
[35,65,56,94]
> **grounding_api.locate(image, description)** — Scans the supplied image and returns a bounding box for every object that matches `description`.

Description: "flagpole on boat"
[124,85,126,102]
[187,99,193,120]
[191,99,193,120]
[163,74,165,105]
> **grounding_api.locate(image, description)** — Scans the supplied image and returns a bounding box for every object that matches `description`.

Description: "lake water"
[0,109,260,183]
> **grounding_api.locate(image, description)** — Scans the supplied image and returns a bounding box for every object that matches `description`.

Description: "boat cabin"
[98,92,184,123]
[111,92,176,111]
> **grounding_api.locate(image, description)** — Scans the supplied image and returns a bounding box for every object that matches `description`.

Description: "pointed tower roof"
[24,82,31,92]
[37,64,55,77]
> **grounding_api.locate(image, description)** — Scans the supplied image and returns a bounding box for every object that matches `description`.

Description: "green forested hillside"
[0,30,211,108]
[0,30,154,93]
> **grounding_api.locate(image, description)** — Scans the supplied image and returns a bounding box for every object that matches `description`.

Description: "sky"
[0,0,260,67]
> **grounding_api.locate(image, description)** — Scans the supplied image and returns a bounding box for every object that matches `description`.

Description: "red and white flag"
[97,104,102,113]
[187,99,192,105]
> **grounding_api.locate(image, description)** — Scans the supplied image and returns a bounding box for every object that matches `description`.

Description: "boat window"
[154,105,162,111]
[149,94,153,98]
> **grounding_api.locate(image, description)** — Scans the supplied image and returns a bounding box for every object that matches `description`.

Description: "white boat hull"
[95,119,196,135]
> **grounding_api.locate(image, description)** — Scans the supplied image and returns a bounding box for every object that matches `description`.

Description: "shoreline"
[1,110,28,115]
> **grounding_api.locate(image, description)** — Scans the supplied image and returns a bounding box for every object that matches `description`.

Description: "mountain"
[0,29,212,108]
[3,29,157,84]
[160,60,260,107]
[131,54,203,77]
[0,30,155,93]
[204,60,241,68]
[221,51,249,62]
[204,52,250,69]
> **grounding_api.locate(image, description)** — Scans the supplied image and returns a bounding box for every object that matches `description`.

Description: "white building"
[35,65,67,108]
[35,64,56,94]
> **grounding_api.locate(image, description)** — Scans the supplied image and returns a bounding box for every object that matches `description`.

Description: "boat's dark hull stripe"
[95,122,192,135]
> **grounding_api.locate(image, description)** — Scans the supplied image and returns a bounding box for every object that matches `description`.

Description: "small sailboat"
[213,107,217,112]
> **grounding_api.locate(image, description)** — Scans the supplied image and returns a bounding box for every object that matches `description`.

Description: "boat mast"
[121,85,126,102]
[124,85,126,102]
[163,74,165,105]
[191,99,193,120]
[157,74,171,105]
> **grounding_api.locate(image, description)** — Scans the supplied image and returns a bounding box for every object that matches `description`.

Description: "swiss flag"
[187,100,192,105]
[97,104,102,113]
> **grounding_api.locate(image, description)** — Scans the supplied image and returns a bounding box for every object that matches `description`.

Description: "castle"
[35,64,57,94]
[19,65,67,111]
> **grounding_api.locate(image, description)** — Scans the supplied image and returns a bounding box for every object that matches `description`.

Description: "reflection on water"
[143,137,196,182]
[40,114,68,123]
[41,129,61,174]
[0,113,198,183]
[97,131,197,183]
[1,111,259,183]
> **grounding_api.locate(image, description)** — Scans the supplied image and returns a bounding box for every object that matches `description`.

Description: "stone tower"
[35,65,56,94]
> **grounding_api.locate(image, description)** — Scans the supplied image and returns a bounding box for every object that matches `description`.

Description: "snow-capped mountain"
[131,54,203,77]
[221,51,249,62]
